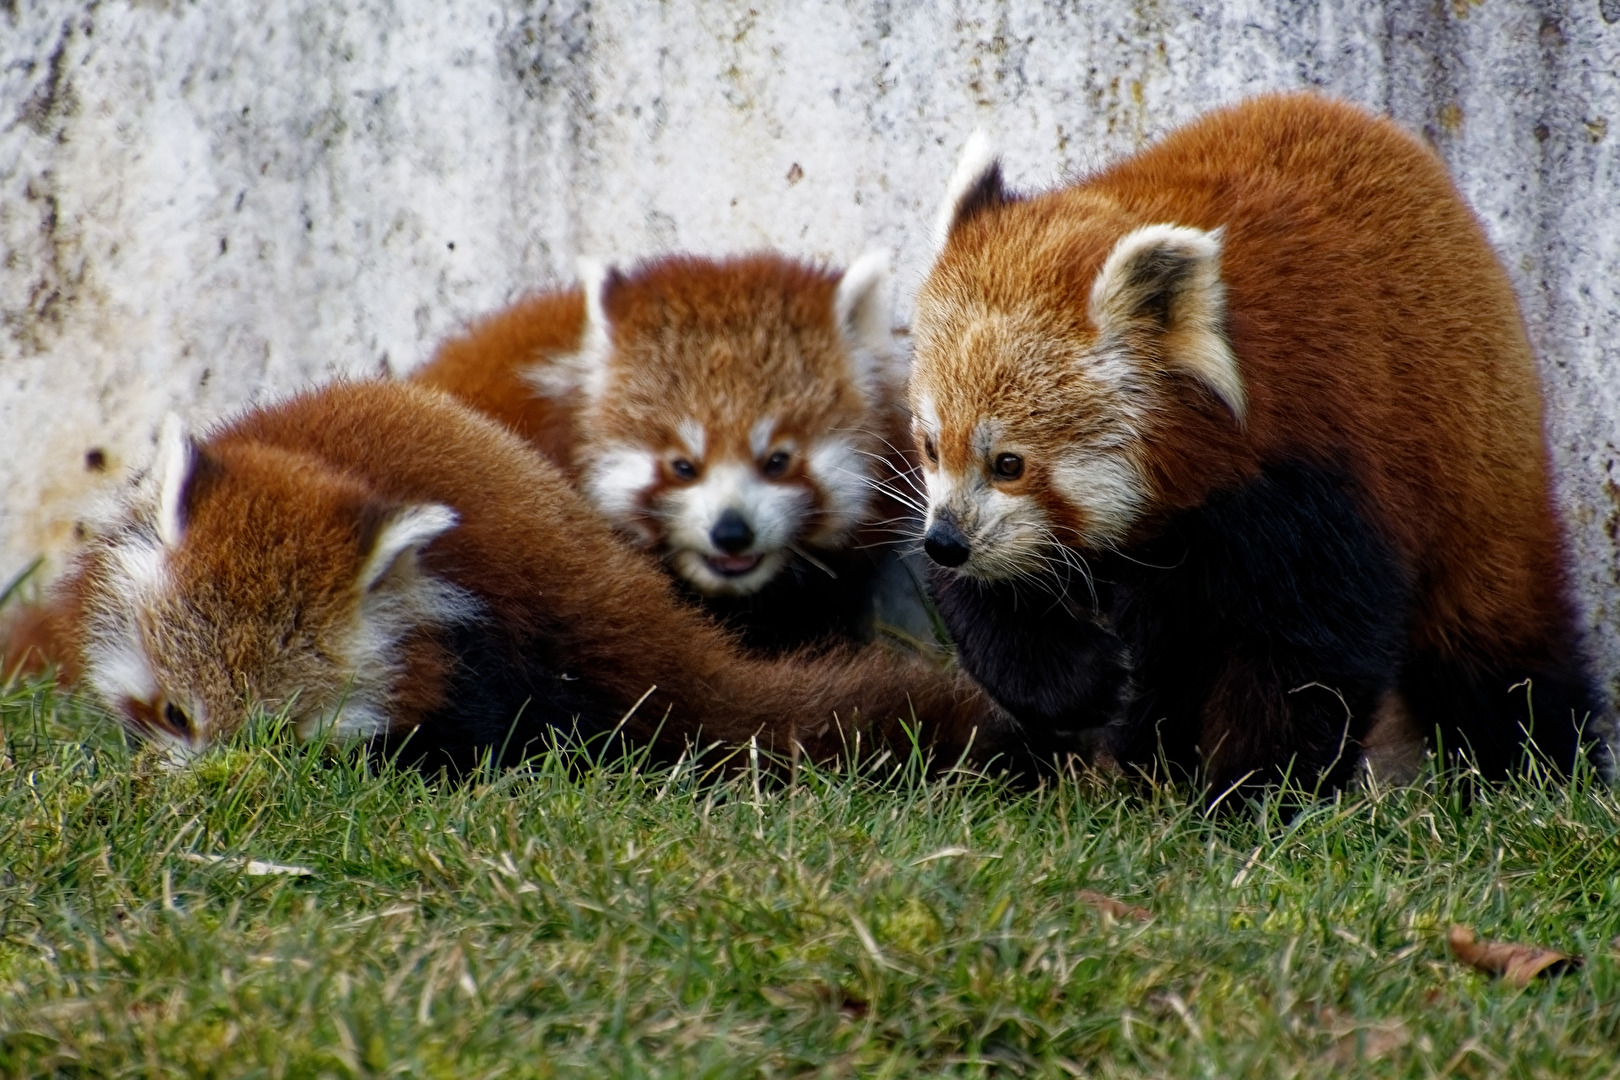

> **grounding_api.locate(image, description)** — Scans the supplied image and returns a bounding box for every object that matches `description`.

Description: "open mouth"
[704,553,764,577]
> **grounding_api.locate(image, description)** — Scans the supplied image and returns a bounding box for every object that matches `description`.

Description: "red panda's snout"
[911,385,1156,582]
[587,436,870,597]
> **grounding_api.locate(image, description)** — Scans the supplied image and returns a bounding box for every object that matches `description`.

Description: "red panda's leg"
[927,562,1133,769]
[1197,649,1378,798]
[1118,461,1412,799]
[1398,645,1599,778]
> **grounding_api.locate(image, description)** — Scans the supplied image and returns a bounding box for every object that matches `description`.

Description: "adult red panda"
[911,93,1601,794]
[26,380,998,772]
[411,252,921,654]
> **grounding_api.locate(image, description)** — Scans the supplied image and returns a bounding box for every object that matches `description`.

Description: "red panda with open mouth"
[21,380,998,772]
[412,252,919,653]
[911,93,1603,795]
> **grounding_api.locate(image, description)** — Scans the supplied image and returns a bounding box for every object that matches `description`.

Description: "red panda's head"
[535,253,898,597]
[910,133,1247,581]
[76,418,470,761]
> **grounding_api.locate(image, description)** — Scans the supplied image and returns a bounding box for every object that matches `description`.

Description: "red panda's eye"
[923,436,938,464]
[761,451,791,478]
[993,453,1025,480]
[163,701,193,736]
[670,458,699,481]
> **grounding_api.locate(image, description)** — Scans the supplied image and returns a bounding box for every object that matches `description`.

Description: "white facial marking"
[1050,451,1148,545]
[661,461,813,595]
[805,435,870,542]
[676,419,707,460]
[749,416,777,460]
[585,444,661,522]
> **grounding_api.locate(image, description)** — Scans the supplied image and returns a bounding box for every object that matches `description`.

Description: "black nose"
[710,509,756,554]
[923,516,972,567]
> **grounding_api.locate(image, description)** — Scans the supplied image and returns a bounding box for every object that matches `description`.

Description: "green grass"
[2,676,1618,1079]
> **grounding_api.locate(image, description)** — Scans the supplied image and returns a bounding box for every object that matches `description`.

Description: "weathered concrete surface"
[4,1,1619,703]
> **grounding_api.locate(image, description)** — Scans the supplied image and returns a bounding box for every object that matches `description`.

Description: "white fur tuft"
[932,129,998,253]
[153,413,195,549]
[358,504,458,594]
[1089,223,1247,423]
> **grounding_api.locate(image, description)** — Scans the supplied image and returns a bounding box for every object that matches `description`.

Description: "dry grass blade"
[181,852,315,877]
[1447,925,1581,986]
[1079,889,1152,921]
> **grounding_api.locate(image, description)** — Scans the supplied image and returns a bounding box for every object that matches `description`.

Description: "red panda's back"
[410,289,586,478]
[1078,94,1571,662]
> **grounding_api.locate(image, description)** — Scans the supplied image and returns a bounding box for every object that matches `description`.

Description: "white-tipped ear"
[154,413,197,549]
[835,249,891,349]
[577,255,611,343]
[932,129,1005,252]
[523,257,618,403]
[1089,223,1246,424]
[359,504,458,594]
[834,249,898,398]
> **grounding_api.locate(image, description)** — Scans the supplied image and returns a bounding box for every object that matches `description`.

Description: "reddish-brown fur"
[44,381,998,766]
[1,600,78,683]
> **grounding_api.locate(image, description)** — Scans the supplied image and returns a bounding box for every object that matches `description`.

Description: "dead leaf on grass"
[1318,1007,1411,1065]
[1078,890,1152,921]
[1447,925,1581,986]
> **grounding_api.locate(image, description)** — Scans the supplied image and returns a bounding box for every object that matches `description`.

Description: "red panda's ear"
[356,504,458,594]
[527,257,623,403]
[154,414,220,548]
[1089,224,1247,424]
[933,130,1012,253]
[834,249,896,395]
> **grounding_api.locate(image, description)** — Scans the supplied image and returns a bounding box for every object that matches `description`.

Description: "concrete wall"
[4,0,1618,700]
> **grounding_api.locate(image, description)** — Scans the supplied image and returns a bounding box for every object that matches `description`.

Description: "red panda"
[30,380,999,772]
[911,93,1601,794]
[411,252,922,654]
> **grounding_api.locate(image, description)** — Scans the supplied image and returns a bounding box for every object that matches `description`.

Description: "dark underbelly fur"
[371,620,631,777]
[687,546,883,655]
[932,460,1600,797]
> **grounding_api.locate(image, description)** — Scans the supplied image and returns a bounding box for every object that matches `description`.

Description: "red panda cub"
[36,381,997,772]
[412,253,916,654]
[912,93,1601,795]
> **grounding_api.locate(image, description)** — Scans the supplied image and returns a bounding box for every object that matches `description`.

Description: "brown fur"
[46,381,998,765]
